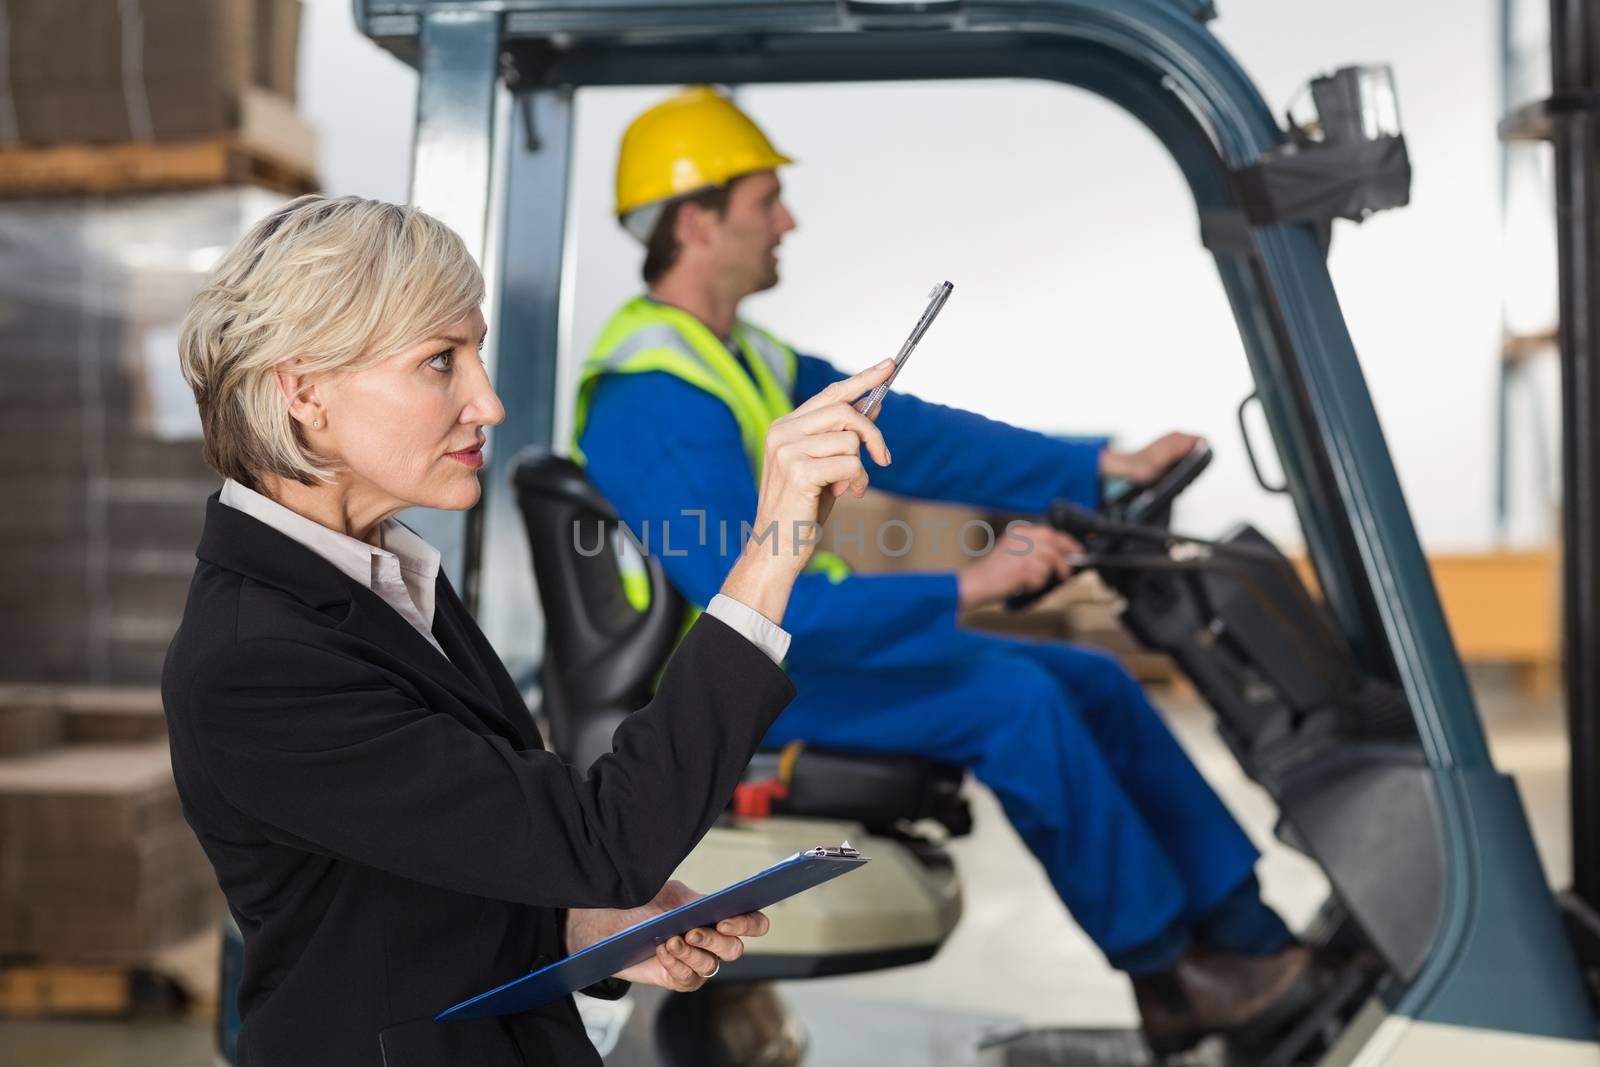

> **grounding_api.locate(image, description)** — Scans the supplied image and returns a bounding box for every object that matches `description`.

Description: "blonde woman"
[162,195,893,1066]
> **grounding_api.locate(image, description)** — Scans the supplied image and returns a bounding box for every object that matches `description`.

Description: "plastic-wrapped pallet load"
[0,187,286,685]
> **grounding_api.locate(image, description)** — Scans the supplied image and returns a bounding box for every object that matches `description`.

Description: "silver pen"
[856,281,954,419]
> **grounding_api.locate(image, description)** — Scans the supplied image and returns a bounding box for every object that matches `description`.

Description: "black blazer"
[162,496,794,1066]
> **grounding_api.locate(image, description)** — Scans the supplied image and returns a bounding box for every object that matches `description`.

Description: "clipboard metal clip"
[804,843,862,860]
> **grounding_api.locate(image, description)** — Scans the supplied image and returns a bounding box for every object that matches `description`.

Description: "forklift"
[286,0,1600,1063]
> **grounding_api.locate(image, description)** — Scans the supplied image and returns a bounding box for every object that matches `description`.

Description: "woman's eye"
[428,350,453,372]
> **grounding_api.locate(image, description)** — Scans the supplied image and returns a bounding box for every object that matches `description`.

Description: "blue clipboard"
[436,845,869,1022]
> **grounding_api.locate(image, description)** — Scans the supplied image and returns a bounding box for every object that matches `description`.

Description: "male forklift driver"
[574,86,1313,1054]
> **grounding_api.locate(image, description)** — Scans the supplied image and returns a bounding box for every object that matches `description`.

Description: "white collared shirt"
[217,480,791,665]
[220,479,447,656]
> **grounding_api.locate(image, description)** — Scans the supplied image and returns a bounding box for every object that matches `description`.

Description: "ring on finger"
[705,961,721,979]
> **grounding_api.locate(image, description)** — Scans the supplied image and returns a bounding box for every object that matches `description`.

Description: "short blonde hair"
[179,195,485,488]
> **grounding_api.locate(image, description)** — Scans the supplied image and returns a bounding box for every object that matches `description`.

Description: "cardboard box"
[822,493,1178,679]
[1293,548,1562,694]
[4,1,123,88]
[0,902,31,956]
[0,736,220,960]
[4,0,303,148]
[236,84,317,175]
[0,690,64,757]
[9,86,140,146]
[821,491,988,574]
[26,877,221,960]
[4,820,208,904]
[255,0,302,100]
[56,686,168,744]
[6,0,251,90]
[0,743,182,846]
[0,731,222,961]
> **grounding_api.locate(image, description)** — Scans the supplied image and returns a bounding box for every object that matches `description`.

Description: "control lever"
[1043,499,1108,539]
[1001,501,1106,612]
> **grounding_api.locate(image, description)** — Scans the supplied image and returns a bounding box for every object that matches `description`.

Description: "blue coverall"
[580,347,1290,970]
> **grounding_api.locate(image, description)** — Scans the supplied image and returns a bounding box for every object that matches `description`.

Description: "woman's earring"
[312,418,321,430]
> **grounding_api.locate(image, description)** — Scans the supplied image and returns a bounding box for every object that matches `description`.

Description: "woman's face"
[316,307,504,514]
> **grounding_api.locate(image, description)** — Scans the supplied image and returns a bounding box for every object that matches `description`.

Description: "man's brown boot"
[1132,944,1317,1057]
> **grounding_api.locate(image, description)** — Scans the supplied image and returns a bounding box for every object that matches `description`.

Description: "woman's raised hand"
[719,358,895,623]
[757,358,895,561]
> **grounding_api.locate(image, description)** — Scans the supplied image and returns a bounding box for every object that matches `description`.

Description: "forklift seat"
[511,450,970,838]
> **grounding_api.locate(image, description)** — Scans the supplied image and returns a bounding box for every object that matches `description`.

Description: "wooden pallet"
[0,136,317,198]
[0,926,219,1019]
[0,86,317,198]
[0,962,147,1017]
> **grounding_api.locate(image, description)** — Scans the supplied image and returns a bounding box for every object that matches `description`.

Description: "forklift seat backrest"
[511,449,685,753]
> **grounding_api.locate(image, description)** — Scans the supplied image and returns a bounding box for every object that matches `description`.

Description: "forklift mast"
[1550,0,1600,925]
[1505,0,1600,928]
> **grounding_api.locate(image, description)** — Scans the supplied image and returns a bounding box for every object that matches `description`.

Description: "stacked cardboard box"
[58,686,171,744]
[0,685,168,755]
[823,491,1178,682]
[0,739,220,962]
[3,0,303,144]
[0,690,65,759]
[254,0,303,100]
[822,492,990,574]
[0,686,219,1005]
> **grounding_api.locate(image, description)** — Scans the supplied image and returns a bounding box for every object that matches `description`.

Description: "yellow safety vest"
[573,297,851,612]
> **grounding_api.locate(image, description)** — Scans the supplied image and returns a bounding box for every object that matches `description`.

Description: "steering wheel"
[1002,441,1213,612]
[1104,440,1213,529]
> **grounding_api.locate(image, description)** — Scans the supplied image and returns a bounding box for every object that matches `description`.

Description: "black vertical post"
[1551,0,1600,911]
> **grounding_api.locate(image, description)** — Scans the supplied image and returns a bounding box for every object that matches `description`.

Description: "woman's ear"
[276,359,325,431]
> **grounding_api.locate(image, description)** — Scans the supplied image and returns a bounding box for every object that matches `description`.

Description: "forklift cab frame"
[355,0,1596,1052]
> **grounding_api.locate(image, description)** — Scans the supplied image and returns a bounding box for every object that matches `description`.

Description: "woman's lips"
[447,444,485,470]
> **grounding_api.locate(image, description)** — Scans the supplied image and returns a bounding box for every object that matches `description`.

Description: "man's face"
[707,171,797,296]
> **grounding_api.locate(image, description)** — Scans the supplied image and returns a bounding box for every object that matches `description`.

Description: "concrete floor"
[0,673,1571,1066]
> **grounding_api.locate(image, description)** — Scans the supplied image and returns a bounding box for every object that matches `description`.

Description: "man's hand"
[566,880,770,993]
[957,522,1082,612]
[1100,432,1202,485]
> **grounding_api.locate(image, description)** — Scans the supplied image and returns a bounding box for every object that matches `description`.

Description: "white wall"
[1215,0,1507,551]
[298,0,417,205]
[304,0,1513,553]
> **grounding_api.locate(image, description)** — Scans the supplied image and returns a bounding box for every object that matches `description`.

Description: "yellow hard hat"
[615,86,794,219]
